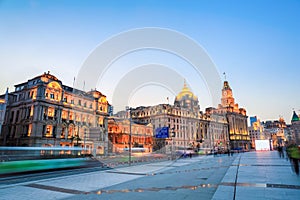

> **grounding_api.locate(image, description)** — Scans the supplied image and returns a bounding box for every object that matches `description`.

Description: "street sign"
[155,127,169,138]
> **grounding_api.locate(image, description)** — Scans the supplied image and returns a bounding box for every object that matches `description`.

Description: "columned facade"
[108,117,153,153]
[0,72,109,155]
[212,81,250,150]
[130,82,229,153]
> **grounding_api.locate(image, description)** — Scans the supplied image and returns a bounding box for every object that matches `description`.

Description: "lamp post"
[171,127,175,160]
[84,128,86,154]
[126,106,132,166]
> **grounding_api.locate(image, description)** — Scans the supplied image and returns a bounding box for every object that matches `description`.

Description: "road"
[0,154,236,200]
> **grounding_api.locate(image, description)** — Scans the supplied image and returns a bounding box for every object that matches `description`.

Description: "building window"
[45,125,53,137]
[69,112,74,121]
[16,110,20,122]
[78,100,81,106]
[50,93,54,99]
[61,127,66,138]
[48,107,54,118]
[62,110,67,120]
[30,105,34,117]
[68,126,73,138]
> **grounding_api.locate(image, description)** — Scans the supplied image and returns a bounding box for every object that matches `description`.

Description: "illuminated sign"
[255,140,270,151]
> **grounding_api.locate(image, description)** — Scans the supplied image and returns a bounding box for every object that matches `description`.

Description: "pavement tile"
[0,185,72,200]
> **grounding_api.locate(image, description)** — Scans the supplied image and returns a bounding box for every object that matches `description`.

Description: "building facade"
[0,72,109,155]
[262,118,287,148]
[0,89,8,137]
[290,111,300,145]
[211,81,250,150]
[130,82,229,153]
[108,117,153,153]
[248,118,268,149]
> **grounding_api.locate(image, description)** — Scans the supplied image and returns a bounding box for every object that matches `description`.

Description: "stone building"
[108,117,153,153]
[0,89,8,137]
[248,117,268,149]
[0,72,109,155]
[210,81,250,150]
[290,111,300,145]
[130,82,229,153]
[262,118,286,148]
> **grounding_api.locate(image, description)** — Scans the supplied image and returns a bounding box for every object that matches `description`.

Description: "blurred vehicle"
[196,148,212,155]
[0,146,95,175]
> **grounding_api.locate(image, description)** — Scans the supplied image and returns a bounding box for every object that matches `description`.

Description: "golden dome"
[175,81,198,101]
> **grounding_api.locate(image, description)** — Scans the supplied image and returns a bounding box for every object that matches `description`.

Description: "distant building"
[0,88,8,136]
[290,111,300,145]
[211,81,250,150]
[248,118,268,149]
[107,117,153,153]
[0,72,109,156]
[250,116,257,126]
[130,81,229,153]
[108,105,114,116]
[262,118,286,147]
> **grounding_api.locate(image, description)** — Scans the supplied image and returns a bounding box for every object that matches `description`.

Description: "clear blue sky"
[0,0,299,123]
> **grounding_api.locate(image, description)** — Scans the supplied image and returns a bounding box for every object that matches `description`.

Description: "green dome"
[292,111,299,122]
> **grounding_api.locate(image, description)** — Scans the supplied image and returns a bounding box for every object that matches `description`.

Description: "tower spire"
[223,72,227,81]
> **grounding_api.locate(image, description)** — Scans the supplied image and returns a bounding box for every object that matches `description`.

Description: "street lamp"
[126,106,132,166]
[171,127,175,160]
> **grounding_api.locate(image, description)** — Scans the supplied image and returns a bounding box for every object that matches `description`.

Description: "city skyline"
[0,0,299,123]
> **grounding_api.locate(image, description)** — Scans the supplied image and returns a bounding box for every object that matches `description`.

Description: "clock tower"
[221,81,235,107]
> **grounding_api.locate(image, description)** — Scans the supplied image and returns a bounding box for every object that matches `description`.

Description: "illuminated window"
[69,112,74,120]
[27,124,32,136]
[61,127,65,138]
[68,126,73,138]
[45,125,53,137]
[48,107,54,117]
[76,114,80,122]
[30,105,34,117]
[62,110,67,119]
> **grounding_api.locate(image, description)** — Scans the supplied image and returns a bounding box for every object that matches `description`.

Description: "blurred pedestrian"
[278,146,284,158]
[287,144,300,175]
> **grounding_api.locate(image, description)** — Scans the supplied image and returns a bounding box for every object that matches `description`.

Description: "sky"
[0,0,299,123]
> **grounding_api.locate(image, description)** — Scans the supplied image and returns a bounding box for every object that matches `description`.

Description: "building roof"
[175,81,198,101]
[223,81,231,90]
[291,111,299,122]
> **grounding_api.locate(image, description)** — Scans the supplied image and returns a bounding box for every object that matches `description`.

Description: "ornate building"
[290,111,300,145]
[262,118,287,148]
[0,72,109,155]
[108,117,153,153]
[0,89,8,137]
[212,81,250,150]
[248,117,268,149]
[130,82,229,153]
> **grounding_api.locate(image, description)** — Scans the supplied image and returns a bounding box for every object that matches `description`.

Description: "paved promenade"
[1,151,299,200]
[213,151,300,200]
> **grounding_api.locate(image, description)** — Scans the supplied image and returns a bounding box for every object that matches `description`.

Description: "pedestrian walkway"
[212,151,300,200]
[1,151,299,200]
[0,155,204,200]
